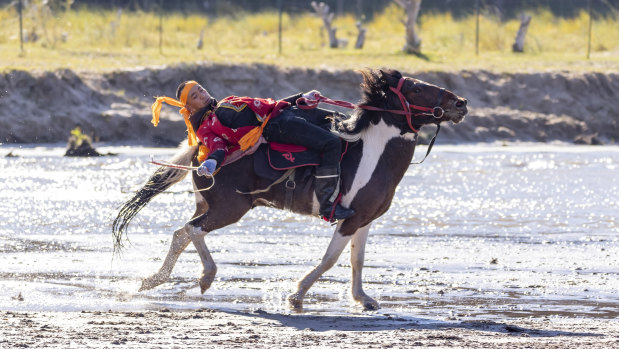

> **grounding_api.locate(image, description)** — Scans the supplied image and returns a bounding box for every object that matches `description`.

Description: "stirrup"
[321,193,354,222]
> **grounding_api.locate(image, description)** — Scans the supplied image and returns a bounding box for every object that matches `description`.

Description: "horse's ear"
[379,69,403,89]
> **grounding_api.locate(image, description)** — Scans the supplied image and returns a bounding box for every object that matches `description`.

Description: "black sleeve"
[216,105,261,129]
[207,149,225,167]
[281,93,303,105]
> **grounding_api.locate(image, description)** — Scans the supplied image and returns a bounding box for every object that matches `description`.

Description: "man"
[151,81,354,221]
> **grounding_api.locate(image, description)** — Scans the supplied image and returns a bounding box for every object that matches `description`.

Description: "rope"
[235,168,295,195]
[150,159,216,192]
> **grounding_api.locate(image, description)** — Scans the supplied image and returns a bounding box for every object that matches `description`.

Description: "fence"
[2,0,618,59]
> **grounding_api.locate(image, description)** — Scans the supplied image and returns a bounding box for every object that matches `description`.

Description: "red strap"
[296,78,433,134]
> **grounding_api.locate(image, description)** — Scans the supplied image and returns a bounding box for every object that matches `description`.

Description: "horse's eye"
[413,87,422,93]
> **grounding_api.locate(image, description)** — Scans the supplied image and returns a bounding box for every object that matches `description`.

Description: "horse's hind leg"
[185,202,251,294]
[139,226,192,291]
[350,223,379,310]
[139,202,208,291]
[186,223,217,294]
[288,223,352,310]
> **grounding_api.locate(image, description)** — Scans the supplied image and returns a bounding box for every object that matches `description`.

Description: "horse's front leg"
[288,223,352,310]
[139,226,191,291]
[350,223,379,310]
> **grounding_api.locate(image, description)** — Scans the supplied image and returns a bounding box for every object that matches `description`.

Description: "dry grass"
[0,2,617,73]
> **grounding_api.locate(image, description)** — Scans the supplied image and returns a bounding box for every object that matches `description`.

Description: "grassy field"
[1,3,618,73]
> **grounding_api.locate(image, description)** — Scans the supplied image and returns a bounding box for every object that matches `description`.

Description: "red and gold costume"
[193,95,297,164]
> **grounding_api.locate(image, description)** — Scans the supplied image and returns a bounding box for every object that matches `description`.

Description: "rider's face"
[185,84,212,114]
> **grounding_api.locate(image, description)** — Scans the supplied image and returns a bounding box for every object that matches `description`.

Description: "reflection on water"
[0,143,617,320]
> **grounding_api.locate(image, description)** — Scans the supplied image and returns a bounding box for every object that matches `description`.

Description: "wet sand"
[1,310,618,348]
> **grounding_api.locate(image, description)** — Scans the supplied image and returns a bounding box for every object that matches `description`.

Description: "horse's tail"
[112,144,198,252]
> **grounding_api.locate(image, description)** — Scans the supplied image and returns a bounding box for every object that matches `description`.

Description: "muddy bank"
[0,63,616,145]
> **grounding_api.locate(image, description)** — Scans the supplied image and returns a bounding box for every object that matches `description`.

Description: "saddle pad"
[267,145,321,170]
[253,143,320,182]
[269,142,308,153]
[253,141,348,181]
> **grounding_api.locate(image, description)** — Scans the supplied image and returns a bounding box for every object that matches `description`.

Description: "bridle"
[297,77,446,134]
[383,77,446,164]
[359,77,446,133]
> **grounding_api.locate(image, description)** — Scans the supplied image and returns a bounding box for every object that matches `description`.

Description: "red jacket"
[196,96,291,164]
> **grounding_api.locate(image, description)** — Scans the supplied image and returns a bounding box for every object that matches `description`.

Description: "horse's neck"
[341,120,416,206]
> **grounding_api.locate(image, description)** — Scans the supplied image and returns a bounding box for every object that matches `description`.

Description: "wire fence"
[2,0,618,58]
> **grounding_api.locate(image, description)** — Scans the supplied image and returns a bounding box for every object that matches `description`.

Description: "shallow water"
[0,143,617,321]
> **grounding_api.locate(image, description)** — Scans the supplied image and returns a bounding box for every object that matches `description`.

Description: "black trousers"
[262,107,341,169]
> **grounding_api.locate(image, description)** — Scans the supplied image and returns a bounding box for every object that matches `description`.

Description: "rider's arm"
[196,120,227,167]
[216,102,260,128]
[280,93,302,105]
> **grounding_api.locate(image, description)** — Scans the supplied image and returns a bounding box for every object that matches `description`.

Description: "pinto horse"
[112,69,467,310]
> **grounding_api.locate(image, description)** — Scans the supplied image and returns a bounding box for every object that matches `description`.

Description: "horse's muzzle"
[451,98,468,123]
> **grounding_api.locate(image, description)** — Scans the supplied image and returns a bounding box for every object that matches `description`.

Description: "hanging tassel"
[238,113,271,151]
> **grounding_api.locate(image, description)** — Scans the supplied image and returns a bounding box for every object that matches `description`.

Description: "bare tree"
[311,1,338,48]
[395,0,422,54]
[512,13,532,53]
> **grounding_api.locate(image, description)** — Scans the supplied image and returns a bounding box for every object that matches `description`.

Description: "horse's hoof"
[287,293,304,311]
[199,273,216,294]
[354,294,380,311]
[362,299,380,311]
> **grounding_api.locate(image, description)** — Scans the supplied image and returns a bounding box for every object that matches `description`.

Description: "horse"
[112,68,468,311]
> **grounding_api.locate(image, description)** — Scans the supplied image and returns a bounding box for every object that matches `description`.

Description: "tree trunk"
[355,21,366,49]
[512,13,532,53]
[395,0,422,54]
[311,1,338,48]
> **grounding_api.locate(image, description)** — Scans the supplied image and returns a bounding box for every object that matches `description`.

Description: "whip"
[149,156,216,192]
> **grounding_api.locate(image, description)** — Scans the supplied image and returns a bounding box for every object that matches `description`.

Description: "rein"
[296,77,445,164]
[150,158,216,192]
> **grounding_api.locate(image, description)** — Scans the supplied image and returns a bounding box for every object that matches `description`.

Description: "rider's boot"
[314,166,355,221]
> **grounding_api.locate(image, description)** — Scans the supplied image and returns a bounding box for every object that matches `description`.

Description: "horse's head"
[360,69,467,133]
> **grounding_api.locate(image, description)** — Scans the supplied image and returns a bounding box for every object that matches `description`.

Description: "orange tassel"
[238,113,271,151]
[197,145,209,162]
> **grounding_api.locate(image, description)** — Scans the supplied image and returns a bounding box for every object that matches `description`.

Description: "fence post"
[159,0,163,55]
[587,0,592,59]
[18,0,24,55]
[278,0,283,55]
[475,0,480,56]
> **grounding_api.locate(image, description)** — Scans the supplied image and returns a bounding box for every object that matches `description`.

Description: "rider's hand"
[302,90,321,101]
[197,159,217,176]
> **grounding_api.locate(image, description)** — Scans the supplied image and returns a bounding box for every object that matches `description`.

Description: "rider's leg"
[264,110,354,220]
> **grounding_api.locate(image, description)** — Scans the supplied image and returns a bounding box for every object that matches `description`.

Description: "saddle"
[241,106,350,216]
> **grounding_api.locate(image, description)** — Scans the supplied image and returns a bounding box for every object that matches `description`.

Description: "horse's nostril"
[456,101,463,107]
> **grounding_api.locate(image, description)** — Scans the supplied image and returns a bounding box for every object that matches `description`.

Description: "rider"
[151,80,355,221]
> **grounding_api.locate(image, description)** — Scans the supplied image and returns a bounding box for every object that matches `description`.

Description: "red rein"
[296,78,439,133]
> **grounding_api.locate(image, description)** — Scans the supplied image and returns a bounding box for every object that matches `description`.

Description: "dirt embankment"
[0,64,616,145]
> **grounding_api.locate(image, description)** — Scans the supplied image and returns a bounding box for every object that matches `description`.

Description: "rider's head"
[176,81,213,115]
